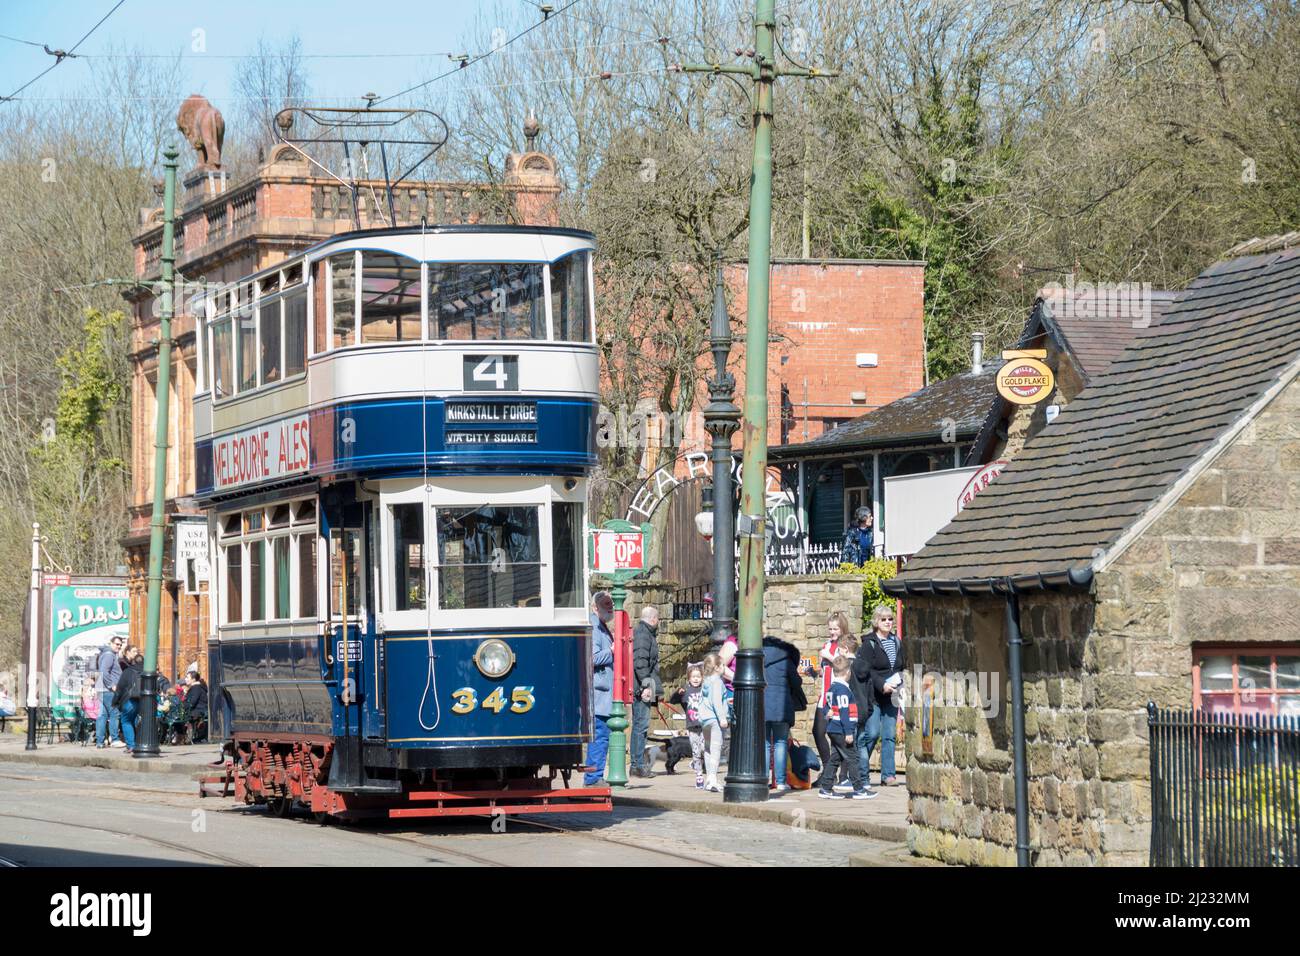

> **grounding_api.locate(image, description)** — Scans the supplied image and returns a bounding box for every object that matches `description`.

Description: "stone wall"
[764,575,864,739]
[900,374,1300,866]
[902,591,1105,866]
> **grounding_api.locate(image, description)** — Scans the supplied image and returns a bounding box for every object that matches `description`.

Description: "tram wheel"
[313,810,331,826]
[267,796,293,817]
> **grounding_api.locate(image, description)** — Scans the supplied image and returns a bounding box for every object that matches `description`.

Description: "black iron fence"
[671,584,713,621]
[1148,703,1299,867]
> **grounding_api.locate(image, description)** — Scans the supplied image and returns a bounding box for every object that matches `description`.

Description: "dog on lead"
[644,734,695,774]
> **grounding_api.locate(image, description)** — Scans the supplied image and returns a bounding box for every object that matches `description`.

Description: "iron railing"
[671,584,713,621]
[1148,703,1299,867]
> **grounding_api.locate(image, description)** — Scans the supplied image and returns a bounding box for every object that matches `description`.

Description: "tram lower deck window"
[435,505,541,609]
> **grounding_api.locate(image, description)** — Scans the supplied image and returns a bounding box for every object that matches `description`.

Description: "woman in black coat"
[851,605,906,787]
[761,635,805,792]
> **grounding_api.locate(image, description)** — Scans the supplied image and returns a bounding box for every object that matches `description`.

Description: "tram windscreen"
[430,263,546,340]
[435,506,541,609]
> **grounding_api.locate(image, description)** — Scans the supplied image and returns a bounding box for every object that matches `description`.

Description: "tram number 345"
[464,354,519,392]
[451,686,535,714]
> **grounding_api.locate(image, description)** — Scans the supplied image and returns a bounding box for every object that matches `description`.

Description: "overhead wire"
[1,0,126,103]
[374,0,586,107]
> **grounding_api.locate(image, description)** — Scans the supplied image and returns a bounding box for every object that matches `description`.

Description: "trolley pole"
[25,522,40,751]
[679,0,835,803]
[136,144,180,759]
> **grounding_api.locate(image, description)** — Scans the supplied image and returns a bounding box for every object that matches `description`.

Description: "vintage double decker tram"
[193,224,608,819]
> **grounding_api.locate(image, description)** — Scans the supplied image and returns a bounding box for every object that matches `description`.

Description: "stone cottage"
[883,240,1300,866]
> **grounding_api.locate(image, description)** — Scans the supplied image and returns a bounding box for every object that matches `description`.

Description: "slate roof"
[770,368,998,458]
[887,247,1300,591]
[1044,290,1179,379]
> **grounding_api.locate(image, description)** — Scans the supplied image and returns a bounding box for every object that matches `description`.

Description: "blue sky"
[0,0,496,107]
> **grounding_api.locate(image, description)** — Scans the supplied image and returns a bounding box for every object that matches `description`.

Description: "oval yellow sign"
[997,357,1054,405]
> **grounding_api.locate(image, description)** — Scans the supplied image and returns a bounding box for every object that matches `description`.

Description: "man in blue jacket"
[94,635,125,748]
[585,591,615,786]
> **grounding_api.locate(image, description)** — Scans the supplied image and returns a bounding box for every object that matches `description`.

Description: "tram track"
[509,815,732,866]
[0,811,253,867]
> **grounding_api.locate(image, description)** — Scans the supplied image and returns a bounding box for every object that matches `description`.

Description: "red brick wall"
[727,260,926,447]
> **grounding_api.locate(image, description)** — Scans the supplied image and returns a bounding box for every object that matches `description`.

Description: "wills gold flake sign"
[996,349,1055,405]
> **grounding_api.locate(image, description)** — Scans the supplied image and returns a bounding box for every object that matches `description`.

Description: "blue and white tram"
[192,225,607,818]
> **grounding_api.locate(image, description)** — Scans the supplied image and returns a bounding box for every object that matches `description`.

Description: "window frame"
[1192,645,1300,717]
[214,496,319,629]
[378,477,587,632]
[207,262,309,405]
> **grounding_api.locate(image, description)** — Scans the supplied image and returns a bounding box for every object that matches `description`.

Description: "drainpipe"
[1005,581,1030,866]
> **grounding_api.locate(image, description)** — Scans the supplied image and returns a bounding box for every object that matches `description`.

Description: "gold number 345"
[451,686,535,715]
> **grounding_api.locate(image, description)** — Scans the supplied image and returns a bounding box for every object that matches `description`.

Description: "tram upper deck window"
[236,286,257,393]
[430,262,546,341]
[330,253,356,349]
[284,284,307,377]
[550,252,591,343]
[435,505,541,609]
[361,252,422,344]
[210,301,234,399]
[258,275,282,386]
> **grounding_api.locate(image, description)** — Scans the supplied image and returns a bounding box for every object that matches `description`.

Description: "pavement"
[613,760,911,844]
[0,729,935,866]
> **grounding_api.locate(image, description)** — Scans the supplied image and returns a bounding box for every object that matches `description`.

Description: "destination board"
[445,401,538,423]
[446,430,539,446]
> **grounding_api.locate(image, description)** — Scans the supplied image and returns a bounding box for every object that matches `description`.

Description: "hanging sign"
[48,585,130,718]
[174,519,210,585]
[996,349,1055,405]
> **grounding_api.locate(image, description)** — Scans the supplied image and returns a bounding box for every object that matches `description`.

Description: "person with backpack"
[668,663,707,789]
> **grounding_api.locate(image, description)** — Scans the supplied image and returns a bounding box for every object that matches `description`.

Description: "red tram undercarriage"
[200,737,612,821]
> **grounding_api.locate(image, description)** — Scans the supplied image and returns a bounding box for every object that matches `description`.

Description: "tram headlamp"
[474,639,515,679]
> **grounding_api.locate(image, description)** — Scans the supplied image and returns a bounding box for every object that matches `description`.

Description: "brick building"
[883,240,1300,865]
[122,117,561,681]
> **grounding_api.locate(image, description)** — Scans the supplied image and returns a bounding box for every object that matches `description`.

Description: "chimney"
[971,331,985,374]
